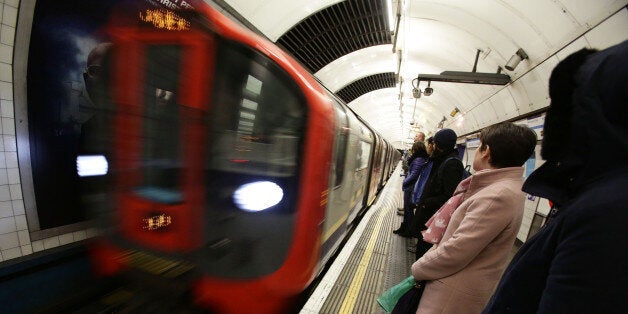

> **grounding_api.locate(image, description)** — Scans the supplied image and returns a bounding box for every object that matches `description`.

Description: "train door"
[366,132,382,205]
[112,29,213,252]
[343,112,371,223]
[382,142,391,183]
[319,99,351,262]
[378,138,387,188]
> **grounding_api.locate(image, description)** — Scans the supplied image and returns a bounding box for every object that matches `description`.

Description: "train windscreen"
[202,40,307,278]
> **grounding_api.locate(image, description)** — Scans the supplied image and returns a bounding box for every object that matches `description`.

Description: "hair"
[479,122,537,168]
[426,137,434,144]
[415,132,426,141]
[543,48,597,161]
[411,141,429,159]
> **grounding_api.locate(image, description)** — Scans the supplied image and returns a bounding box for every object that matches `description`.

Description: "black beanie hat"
[434,128,457,150]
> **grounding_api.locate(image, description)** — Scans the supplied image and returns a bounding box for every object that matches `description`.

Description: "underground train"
[85,2,400,313]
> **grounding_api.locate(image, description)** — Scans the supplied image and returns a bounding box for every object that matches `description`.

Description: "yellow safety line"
[338,206,388,313]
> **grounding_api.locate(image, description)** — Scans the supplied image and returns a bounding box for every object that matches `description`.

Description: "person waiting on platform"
[399,132,426,215]
[484,41,628,313]
[411,137,435,213]
[414,132,426,143]
[411,122,537,314]
[394,141,429,237]
[401,132,426,175]
[410,128,463,259]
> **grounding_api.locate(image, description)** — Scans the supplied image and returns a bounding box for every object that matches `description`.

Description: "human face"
[84,43,112,103]
[415,132,425,142]
[473,142,493,171]
[426,141,434,156]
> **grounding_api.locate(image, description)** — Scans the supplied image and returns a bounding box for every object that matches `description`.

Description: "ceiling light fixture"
[416,49,511,86]
[386,0,395,31]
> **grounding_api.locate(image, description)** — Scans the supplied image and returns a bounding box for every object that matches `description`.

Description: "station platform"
[301,168,413,313]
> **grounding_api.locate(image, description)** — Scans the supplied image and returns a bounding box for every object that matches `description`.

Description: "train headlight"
[76,155,109,177]
[233,181,283,212]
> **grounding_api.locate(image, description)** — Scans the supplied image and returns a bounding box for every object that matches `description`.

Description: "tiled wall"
[0,0,25,262]
[0,0,99,263]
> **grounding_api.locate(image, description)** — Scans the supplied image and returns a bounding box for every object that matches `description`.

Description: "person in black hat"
[409,128,464,259]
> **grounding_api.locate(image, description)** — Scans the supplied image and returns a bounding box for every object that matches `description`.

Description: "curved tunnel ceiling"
[224,0,628,149]
[336,72,396,104]
[276,0,392,73]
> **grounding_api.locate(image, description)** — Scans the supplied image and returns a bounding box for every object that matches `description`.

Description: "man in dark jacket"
[411,128,464,259]
[484,40,628,313]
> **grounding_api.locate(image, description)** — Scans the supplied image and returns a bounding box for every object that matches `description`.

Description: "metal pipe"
[396,51,402,83]
[391,0,402,52]
[472,49,481,72]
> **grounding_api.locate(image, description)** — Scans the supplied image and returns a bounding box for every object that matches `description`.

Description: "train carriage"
[87,3,399,313]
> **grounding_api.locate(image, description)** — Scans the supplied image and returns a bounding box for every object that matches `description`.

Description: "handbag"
[391,279,426,314]
[377,276,415,312]
[377,276,426,313]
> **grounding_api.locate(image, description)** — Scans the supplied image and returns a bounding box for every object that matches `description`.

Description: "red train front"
[89,3,336,313]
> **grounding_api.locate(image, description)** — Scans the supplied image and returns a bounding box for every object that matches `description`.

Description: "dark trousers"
[411,205,437,259]
[415,235,433,260]
[402,189,414,226]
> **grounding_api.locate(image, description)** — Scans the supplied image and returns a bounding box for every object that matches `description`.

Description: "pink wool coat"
[411,167,526,314]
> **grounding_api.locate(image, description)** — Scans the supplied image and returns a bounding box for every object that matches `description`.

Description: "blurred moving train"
[85,2,400,313]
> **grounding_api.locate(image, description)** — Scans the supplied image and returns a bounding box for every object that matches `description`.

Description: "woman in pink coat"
[411,122,537,314]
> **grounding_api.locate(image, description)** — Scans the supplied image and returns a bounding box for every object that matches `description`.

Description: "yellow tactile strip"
[319,178,407,313]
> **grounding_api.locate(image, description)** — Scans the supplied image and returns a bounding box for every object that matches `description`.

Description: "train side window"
[332,100,349,187]
[358,141,371,170]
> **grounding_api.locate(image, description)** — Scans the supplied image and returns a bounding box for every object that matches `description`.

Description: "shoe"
[393,222,407,235]
[395,230,414,238]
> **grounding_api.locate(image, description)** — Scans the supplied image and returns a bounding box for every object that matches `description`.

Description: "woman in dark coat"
[484,40,628,313]
[411,129,464,259]
[394,141,429,237]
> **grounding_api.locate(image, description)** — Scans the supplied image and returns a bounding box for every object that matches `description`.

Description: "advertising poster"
[26,0,199,229]
[527,114,545,140]
[525,157,536,179]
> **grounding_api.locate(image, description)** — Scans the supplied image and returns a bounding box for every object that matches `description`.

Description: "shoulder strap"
[437,156,461,177]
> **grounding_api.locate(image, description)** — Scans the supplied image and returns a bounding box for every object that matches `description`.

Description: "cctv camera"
[424,87,433,96]
[412,88,421,99]
[505,48,529,71]
[410,120,415,125]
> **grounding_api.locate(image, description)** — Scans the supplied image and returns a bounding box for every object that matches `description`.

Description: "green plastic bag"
[377,276,415,313]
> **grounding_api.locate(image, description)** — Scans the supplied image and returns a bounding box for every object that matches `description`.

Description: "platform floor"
[301,166,414,313]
